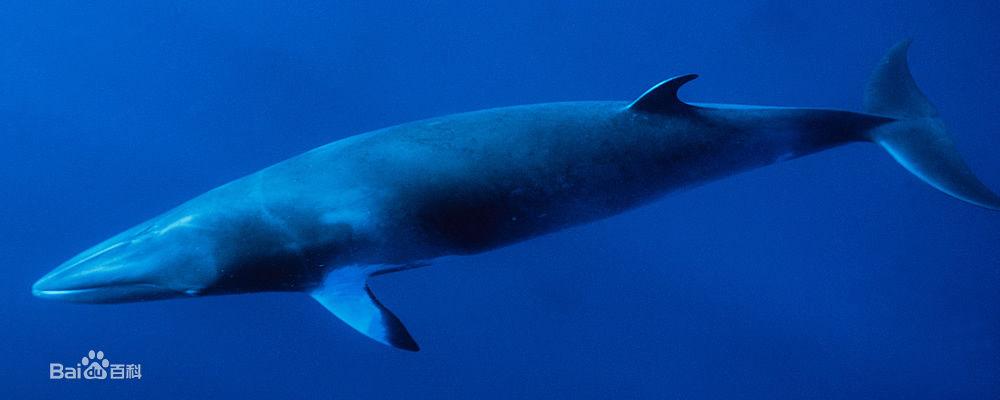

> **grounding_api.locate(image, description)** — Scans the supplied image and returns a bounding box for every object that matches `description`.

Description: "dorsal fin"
[628,74,699,113]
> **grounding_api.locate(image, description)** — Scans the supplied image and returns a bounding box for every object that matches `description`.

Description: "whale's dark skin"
[32,41,1000,350]
[252,102,877,268]
[194,101,881,294]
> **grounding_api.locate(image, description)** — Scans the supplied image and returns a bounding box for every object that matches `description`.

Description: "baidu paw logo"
[49,349,142,381]
[81,350,110,379]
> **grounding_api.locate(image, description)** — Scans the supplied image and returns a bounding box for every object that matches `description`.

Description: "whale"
[32,41,1000,351]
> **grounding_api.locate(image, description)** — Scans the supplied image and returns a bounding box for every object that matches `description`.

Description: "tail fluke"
[864,40,1000,210]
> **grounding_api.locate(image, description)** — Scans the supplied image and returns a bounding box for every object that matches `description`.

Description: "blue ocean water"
[3,1,999,398]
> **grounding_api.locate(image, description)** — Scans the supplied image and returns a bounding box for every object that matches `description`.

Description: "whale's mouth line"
[33,282,159,294]
[32,283,193,303]
[33,287,104,297]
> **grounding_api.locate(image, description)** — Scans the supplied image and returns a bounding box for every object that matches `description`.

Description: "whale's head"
[32,211,222,303]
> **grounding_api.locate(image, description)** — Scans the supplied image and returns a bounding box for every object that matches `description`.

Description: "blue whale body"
[33,41,999,350]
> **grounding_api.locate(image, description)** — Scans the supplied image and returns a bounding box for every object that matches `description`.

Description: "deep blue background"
[3,1,999,398]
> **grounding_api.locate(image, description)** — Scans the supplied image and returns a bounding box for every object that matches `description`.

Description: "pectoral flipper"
[310,266,420,351]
